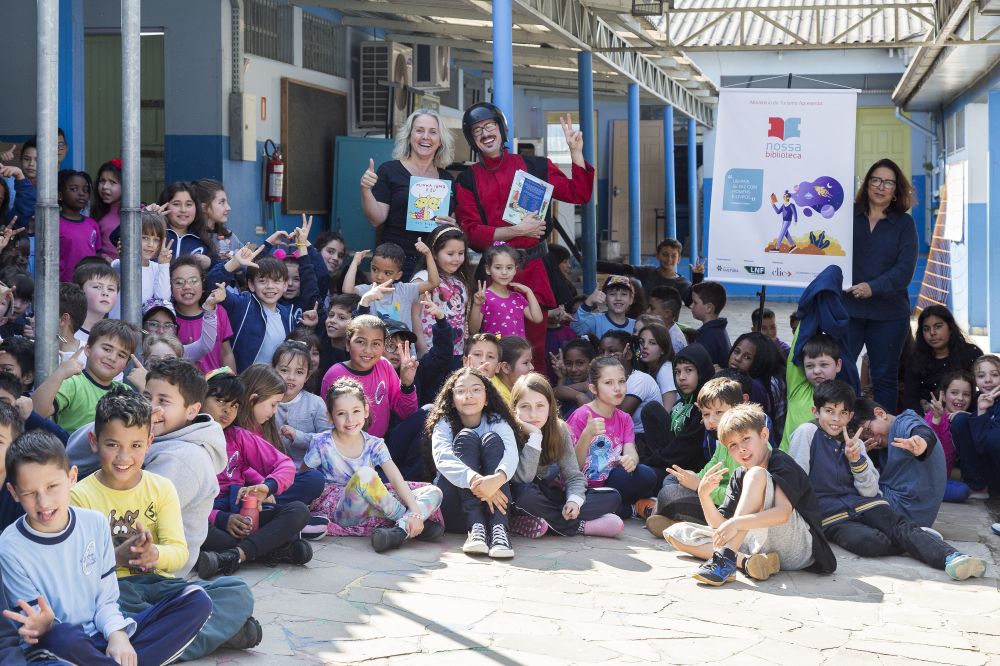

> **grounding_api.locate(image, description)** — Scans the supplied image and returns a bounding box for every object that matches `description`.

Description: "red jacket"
[456,150,594,308]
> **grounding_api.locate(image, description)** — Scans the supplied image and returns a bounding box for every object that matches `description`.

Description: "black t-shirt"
[718,449,837,574]
[371,160,456,257]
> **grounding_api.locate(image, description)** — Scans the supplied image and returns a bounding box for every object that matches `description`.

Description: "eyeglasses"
[471,121,498,138]
[868,176,897,189]
[171,277,201,288]
[145,321,177,333]
[454,386,485,398]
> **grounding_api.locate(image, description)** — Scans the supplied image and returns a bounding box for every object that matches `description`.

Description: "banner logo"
[767,117,801,141]
[744,265,765,275]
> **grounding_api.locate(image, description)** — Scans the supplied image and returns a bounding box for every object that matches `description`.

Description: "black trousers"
[202,501,310,561]
[434,429,511,532]
[823,504,956,569]
[511,480,621,536]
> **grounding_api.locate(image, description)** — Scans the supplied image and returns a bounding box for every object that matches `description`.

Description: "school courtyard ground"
[190,301,1000,665]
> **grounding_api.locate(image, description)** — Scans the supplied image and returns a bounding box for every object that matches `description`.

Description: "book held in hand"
[502,170,554,225]
[406,177,452,233]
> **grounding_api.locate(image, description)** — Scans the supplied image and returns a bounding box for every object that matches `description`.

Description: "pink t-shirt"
[566,404,634,487]
[320,358,418,437]
[59,215,100,282]
[480,287,528,337]
[412,271,467,356]
[176,307,234,373]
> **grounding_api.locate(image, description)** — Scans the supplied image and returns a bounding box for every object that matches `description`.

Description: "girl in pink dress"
[470,243,543,338]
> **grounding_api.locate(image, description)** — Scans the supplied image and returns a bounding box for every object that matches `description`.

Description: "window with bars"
[244,0,293,64]
[302,13,347,77]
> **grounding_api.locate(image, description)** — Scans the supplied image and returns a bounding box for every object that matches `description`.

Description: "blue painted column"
[687,117,699,264]
[578,51,597,293]
[492,0,515,147]
[628,83,641,265]
[664,105,677,239]
[987,92,1000,350]
[58,0,84,169]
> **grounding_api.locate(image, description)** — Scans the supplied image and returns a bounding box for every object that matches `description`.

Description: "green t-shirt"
[54,372,124,436]
[780,326,814,452]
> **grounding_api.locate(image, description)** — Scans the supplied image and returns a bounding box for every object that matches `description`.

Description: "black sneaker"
[300,515,330,541]
[415,520,445,542]
[197,549,242,579]
[222,616,263,650]
[371,526,408,553]
[263,539,313,566]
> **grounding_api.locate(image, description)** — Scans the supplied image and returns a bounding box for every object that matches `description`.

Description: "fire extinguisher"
[264,139,284,203]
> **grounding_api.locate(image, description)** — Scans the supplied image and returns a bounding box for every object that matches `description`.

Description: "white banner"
[707,88,857,289]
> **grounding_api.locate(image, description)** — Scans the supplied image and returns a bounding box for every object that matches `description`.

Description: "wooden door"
[855,107,912,192]
[610,120,666,259]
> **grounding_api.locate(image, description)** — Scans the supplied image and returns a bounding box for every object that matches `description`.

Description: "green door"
[85,33,165,203]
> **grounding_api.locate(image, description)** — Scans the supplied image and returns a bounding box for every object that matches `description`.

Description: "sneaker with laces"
[262,538,313,566]
[462,523,489,555]
[222,616,262,650]
[371,526,408,553]
[300,515,330,541]
[743,552,781,581]
[945,552,986,581]
[633,499,656,520]
[969,488,990,500]
[197,548,242,579]
[415,520,445,541]
[488,524,514,559]
[693,549,738,586]
[992,523,1000,537]
[509,513,549,538]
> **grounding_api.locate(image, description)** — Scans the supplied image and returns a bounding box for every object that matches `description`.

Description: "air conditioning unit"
[358,41,413,129]
[413,44,450,90]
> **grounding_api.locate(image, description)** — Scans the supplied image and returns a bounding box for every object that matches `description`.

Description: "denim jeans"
[604,464,658,519]
[434,429,511,532]
[846,316,910,412]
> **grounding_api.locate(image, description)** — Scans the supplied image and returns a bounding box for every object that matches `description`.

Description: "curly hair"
[423,367,526,452]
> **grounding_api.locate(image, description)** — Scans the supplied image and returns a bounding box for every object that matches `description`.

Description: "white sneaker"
[488,524,514,559]
[920,526,944,541]
[462,523,489,555]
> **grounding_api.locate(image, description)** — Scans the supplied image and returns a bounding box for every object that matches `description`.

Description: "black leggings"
[202,501,310,561]
[511,481,621,536]
[435,429,512,532]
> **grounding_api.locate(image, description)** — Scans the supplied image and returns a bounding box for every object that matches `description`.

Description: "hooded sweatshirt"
[644,343,715,472]
[140,415,227,576]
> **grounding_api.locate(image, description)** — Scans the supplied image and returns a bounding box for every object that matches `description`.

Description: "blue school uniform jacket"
[871,409,945,528]
[207,262,298,372]
[167,228,212,259]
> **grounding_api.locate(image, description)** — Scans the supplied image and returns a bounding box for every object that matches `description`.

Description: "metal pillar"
[120,0,141,326]
[663,105,677,239]
[627,83,641,265]
[36,0,60,385]
[687,117,699,264]
[578,51,597,293]
[492,0,515,147]
[988,91,1000,351]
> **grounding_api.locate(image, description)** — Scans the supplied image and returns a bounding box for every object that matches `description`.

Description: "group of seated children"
[0,167,994,662]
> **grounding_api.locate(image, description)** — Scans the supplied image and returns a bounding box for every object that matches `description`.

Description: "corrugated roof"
[665,0,935,49]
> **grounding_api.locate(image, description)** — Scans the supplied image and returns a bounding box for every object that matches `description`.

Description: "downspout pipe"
[895,107,939,192]
[228,0,244,161]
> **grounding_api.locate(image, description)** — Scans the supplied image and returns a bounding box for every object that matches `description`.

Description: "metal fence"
[302,12,347,77]
[244,0,293,64]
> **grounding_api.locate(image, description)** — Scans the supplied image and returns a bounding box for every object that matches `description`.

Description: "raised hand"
[892,435,928,457]
[352,249,372,265]
[297,214,313,245]
[978,387,1000,415]
[361,279,395,307]
[0,223,24,254]
[231,244,265,270]
[23,315,34,339]
[420,292,445,320]
[560,113,583,154]
[472,280,487,306]
[414,236,431,256]
[126,355,147,390]
[928,390,946,423]
[844,427,864,463]
[585,288,606,308]
[583,411,606,440]
[14,396,33,420]
[2,597,55,644]
[509,282,530,294]
[692,257,706,274]
[398,340,418,386]
[300,301,320,328]
[550,350,566,380]
[666,465,700,491]
[697,462,727,496]
[265,230,293,247]
[203,282,227,311]
[0,144,15,162]
[59,346,86,379]
[361,158,378,190]
[0,165,25,181]
[144,202,169,216]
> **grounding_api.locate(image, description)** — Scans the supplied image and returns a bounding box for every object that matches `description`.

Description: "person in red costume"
[455,102,595,374]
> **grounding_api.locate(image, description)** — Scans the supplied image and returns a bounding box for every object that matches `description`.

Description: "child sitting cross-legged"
[199,370,315,577]
[71,386,260,658]
[0,431,213,664]
[665,403,837,585]
[790,380,986,581]
[306,378,445,552]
